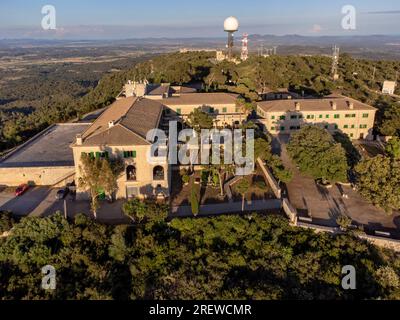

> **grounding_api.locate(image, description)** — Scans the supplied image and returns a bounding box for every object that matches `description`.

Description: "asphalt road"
[0,186,59,216]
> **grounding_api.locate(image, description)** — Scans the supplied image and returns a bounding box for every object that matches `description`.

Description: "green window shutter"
[363,113,369,118]
[271,127,275,131]
[104,151,109,159]
[334,125,338,129]
[89,152,95,159]
[271,115,275,120]
[280,126,285,131]
[344,125,348,129]
[319,115,323,118]
[324,125,329,129]
[280,116,286,120]
[176,108,181,115]
[334,114,339,119]
[351,125,355,129]
[132,151,137,158]
[95,152,101,159]
[325,115,329,119]
[222,107,227,113]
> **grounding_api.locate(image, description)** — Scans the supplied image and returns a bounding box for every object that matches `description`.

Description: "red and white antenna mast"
[241,33,249,61]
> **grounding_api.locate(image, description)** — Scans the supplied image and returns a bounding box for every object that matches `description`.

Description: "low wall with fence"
[257,158,281,199]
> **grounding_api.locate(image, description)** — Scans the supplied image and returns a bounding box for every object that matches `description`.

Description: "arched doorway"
[153,166,165,181]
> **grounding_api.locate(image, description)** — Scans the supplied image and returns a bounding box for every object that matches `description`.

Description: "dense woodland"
[1,212,400,300]
[1,51,400,151]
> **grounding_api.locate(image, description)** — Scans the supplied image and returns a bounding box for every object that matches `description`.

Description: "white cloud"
[310,24,323,33]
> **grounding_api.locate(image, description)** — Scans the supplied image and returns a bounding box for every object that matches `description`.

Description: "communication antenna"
[224,16,239,59]
[331,45,340,81]
[241,33,249,61]
[273,46,277,55]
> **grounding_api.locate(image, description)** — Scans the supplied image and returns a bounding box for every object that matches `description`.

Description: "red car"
[15,184,29,197]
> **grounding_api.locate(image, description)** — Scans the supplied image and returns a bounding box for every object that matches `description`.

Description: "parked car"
[15,184,29,196]
[56,187,69,200]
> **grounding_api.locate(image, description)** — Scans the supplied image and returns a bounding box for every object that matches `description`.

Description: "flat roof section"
[0,123,90,168]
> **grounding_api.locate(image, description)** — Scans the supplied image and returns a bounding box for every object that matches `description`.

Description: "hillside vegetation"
[1,51,399,151]
[1,212,400,300]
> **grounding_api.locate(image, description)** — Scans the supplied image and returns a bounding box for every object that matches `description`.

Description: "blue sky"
[0,0,399,39]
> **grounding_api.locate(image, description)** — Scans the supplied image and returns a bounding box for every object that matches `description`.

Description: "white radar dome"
[224,16,239,32]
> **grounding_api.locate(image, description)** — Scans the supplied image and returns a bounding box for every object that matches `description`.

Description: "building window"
[176,108,181,115]
[351,124,355,129]
[298,115,303,119]
[222,107,227,113]
[280,126,285,131]
[324,125,329,129]
[360,124,367,129]
[290,126,300,130]
[319,115,323,119]
[271,115,275,120]
[290,115,297,119]
[306,115,314,119]
[344,125,349,129]
[270,127,275,131]
[126,165,136,181]
[123,151,136,158]
[325,115,330,119]
[334,125,338,129]
[95,151,108,159]
[153,166,165,181]
[334,114,340,119]
[362,113,369,118]
[346,114,356,118]
[235,107,240,113]
[279,115,286,120]
[209,107,215,113]
[349,133,354,138]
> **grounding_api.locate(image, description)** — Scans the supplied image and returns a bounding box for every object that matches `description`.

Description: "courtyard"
[272,134,400,236]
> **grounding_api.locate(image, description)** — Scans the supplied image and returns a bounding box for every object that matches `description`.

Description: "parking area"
[0,186,58,216]
[272,134,400,234]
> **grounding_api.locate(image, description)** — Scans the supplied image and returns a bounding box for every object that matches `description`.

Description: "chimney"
[76,134,82,146]
[347,101,354,110]
[331,101,337,110]
[295,102,301,111]
[108,121,115,128]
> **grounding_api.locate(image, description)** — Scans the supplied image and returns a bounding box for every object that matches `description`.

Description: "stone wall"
[0,166,75,186]
[282,198,297,224]
[257,157,282,199]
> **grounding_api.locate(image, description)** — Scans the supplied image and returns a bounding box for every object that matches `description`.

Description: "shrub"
[0,211,14,233]
[182,174,190,185]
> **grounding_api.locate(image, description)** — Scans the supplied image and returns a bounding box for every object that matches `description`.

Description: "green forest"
[1,212,400,300]
[1,51,399,152]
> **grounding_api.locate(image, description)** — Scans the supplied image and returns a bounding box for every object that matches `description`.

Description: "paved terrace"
[0,123,90,168]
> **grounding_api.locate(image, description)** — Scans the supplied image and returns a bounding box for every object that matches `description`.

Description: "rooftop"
[257,95,377,113]
[160,92,238,106]
[0,123,90,168]
[79,97,164,146]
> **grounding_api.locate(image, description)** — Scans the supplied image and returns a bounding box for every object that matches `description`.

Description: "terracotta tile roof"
[160,92,238,106]
[257,95,377,113]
